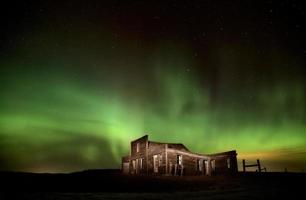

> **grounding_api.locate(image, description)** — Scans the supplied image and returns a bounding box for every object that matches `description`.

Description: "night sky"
[0,1,305,173]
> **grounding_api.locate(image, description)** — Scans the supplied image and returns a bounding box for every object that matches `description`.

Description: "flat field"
[1,170,304,199]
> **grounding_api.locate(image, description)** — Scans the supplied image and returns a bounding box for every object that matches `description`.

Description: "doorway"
[153,155,158,173]
[204,160,208,175]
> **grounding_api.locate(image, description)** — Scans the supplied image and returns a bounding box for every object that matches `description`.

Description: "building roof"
[132,135,236,158]
[147,140,189,152]
[167,143,189,151]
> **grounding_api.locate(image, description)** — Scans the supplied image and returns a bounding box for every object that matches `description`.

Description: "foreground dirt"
[1,170,305,199]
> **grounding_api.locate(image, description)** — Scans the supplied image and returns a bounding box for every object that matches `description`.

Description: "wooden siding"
[167,149,208,175]
[129,135,148,174]
[147,142,166,174]
[122,135,238,176]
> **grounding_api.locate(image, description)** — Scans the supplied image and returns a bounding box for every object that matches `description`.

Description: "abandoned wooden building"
[122,135,238,176]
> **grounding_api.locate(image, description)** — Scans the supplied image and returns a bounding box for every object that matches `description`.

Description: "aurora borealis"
[1,1,305,172]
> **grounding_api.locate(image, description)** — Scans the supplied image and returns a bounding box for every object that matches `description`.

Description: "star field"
[0,0,305,172]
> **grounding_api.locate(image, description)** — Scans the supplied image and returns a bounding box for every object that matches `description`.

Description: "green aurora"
[0,1,305,173]
[1,48,305,172]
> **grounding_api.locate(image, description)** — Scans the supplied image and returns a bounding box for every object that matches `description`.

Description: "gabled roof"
[148,140,189,152]
[167,143,189,151]
[127,135,237,159]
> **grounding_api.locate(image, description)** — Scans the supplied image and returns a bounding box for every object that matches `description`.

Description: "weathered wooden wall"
[129,135,148,174]
[147,142,166,174]
[123,135,238,176]
[167,151,207,175]
[210,151,238,174]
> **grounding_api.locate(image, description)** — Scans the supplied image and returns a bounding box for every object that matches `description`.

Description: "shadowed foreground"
[1,170,305,199]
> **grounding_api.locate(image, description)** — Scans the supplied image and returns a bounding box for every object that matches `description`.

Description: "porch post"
[165,144,168,174]
[207,158,212,175]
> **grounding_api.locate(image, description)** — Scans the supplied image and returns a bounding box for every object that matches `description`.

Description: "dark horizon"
[0,0,305,173]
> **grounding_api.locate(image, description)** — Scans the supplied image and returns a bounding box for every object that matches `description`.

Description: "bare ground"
[1,170,304,199]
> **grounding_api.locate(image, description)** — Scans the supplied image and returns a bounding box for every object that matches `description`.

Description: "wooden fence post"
[243,159,265,173]
[257,159,261,173]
